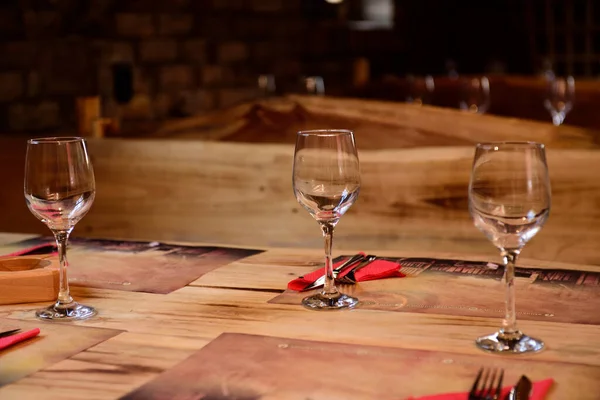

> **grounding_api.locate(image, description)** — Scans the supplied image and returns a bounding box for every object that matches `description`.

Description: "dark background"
[0,0,589,132]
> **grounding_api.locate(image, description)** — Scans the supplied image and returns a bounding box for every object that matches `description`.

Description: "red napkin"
[0,328,41,351]
[287,255,404,291]
[4,242,57,257]
[407,378,554,400]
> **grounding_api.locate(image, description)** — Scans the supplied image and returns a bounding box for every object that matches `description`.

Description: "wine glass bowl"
[469,142,551,353]
[544,76,574,126]
[258,74,276,97]
[293,129,360,310]
[24,137,97,320]
[304,76,325,95]
[459,76,490,114]
[406,75,435,106]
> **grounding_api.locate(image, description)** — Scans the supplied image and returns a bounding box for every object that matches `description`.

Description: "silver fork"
[468,367,504,400]
[300,253,365,292]
[337,255,377,284]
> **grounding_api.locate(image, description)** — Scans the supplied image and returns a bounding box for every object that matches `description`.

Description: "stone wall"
[0,0,359,133]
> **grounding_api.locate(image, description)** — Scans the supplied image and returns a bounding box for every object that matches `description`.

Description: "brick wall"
[0,0,358,133]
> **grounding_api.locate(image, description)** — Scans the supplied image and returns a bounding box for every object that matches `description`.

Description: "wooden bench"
[1,137,600,267]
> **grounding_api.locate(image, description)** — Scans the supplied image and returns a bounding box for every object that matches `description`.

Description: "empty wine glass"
[258,74,276,97]
[544,76,574,126]
[293,130,360,310]
[445,59,459,80]
[469,142,551,353]
[406,75,435,105]
[459,76,490,114]
[24,137,97,320]
[304,76,325,95]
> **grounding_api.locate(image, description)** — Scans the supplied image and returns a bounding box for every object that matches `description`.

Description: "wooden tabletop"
[150,95,600,149]
[0,232,598,399]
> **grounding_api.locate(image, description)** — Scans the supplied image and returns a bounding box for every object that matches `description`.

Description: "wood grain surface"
[0,233,598,399]
[0,257,58,305]
[151,95,600,149]
[121,333,592,400]
[0,317,122,387]
[2,138,600,266]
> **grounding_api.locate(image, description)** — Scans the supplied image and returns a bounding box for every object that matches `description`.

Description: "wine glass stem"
[501,249,520,336]
[53,229,74,306]
[552,112,564,126]
[320,222,337,296]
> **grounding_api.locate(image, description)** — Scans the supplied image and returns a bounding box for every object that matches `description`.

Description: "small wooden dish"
[0,256,59,305]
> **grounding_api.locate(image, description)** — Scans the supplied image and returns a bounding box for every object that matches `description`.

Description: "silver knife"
[506,375,532,400]
[301,254,365,292]
[0,328,20,338]
[338,254,378,283]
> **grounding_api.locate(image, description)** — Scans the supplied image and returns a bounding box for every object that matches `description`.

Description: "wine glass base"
[36,302,97,321]
[302,292,358,311]
[476,331,544,354]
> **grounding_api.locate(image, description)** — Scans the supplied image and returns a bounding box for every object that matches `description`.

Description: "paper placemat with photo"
[272,257,600,325]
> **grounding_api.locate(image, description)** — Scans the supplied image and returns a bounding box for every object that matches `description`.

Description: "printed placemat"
[6,237,263,294]
[120,332,598,400]
[0,318,122,387]
[271,257,600,325]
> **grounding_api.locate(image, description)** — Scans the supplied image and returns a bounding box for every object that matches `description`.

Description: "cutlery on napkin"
[0,328,40,351]
[299,253,366,291]
[406,378,553,400]
[287,254,404,292]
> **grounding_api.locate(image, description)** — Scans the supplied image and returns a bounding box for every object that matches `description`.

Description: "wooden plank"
[0,244,598,398]
[0,286,599,398]
[0,332,210,400]
[1,284,600,367]
[151,95,600,149]
[2,140,600,265]
[193,248,600,291]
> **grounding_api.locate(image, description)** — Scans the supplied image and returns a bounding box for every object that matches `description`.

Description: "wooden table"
[4,138,600,267]
[0,233,598,399]
[149,95,600,148]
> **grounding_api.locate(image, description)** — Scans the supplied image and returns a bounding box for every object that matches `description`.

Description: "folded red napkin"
[407,378,554,400]
[0,328,41,351]
[4,242,57,257]
[287,256,404,291]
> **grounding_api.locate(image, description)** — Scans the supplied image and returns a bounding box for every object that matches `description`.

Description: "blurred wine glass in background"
[406,75,435,105]
[544,76,575,126]
[459,76,490,114]
[304,76,325,95]
[540,58,555,81]
[445,59,459,80]
[258,74,277,98]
